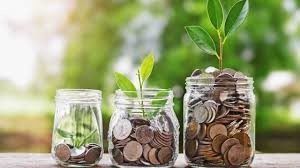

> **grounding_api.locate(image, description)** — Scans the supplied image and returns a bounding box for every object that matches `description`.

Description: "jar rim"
[56,89,102,102]
[185,76,254,89]
[114,88,174,109]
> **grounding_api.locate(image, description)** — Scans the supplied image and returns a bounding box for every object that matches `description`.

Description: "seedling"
[115,53,167,117]
[185,0,249,70]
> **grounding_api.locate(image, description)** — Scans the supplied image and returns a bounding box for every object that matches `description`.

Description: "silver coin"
[113,119,132,140]
[193,104,209,123]
[222,68,236,76]
[191,69,202,77]
[205,66,219,74]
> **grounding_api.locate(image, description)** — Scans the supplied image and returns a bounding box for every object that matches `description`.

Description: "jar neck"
[114,89,174,110]
[185,76,254,91]
[55,89,102,103]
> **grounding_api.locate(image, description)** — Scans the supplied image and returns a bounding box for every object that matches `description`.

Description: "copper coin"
[208,123,227,139]
[123,141,143,161]
[198,123,207,141]
[221,138,240,154]
[185,139,198,158]
[157,147,173,164]
[224,149,231,166]
[55,143,71,162]
[85,146,101,163]
[143,144,152,161]
[233,132,251,147]
[135,125,154,144]
[227,144,246,166]
[148,148,160,165]
[113,119,132,140]
[212,134,228,153]
[186,120,200,140]
[130,118,150,127]
[112,148,124,164]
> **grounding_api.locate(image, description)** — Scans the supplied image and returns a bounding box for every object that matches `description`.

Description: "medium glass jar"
[52,89,103,167]
[183,69,255,167]
[108,89,179,167]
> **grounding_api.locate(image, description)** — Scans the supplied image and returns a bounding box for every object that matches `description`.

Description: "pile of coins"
[185,67,253,166]
[54,143,102,165]
[111,117,176,166]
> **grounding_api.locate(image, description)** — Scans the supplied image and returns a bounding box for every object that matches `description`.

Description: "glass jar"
[52,89,103,167]
[183,69,255,167]
[108,89,179,167]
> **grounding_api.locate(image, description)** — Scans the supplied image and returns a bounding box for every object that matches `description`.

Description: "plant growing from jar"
[185,0,249,70]
[110,53,179,167]
[183,0,255,167]
[114,53,168,118]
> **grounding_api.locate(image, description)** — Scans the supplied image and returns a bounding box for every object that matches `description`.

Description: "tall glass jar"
[108,89,179,167]
[183,69,255,167]
[52,89,103,167]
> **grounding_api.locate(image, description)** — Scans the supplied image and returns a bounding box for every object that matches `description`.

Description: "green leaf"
[207,0,224,30]
[185,26,217,56]
[140,53,155,84]
[114,72,137,97]
[78,129,97,147]
[224,0,249,37]
[57,128,74,138]
[152,90,169,106]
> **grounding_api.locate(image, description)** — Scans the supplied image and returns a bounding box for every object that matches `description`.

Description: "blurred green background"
[0,0,299,153]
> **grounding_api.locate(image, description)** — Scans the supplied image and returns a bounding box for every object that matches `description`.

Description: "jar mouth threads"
[114,89,174,109]
[185,75,254,90]
[56,89,102,102]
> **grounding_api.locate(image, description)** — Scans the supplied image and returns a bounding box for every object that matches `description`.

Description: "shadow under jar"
[108,89,179,167]
[183,70,255,167]
[52,89,103,167]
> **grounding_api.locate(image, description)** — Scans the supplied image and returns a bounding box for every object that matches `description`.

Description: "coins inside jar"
[111,117,176,166]
[54,143,102,165]
[185,67,253,167]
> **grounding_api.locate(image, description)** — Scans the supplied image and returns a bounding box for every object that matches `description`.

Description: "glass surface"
[108,89,180,167]
[51,89,103,167]
[183,74,255,167]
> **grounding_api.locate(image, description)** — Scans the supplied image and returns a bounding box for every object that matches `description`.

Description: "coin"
[130,118,150,127]
[157,147,173,164]
[186,120,200,140]
[123,141,143,161]
[85,146,101,163]
[232,132,251,147]
[113,119,132,140]
[227,144,245,166]
[112,148,124,164]
[193,104,208,123]
[135,125,154,144]
[220,138,240,154]
[185,139,198,158]
[143,144,152,161]
[208,123,227,139]
[148,148,160,165]
[191,69,202,76]
[197,123,207,141]
[212,134,228,153]
[55,143,71,162]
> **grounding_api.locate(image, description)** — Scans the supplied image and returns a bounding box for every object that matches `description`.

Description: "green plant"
[185,0,249,70]
[115,52,167,117]
[56,105,98,148]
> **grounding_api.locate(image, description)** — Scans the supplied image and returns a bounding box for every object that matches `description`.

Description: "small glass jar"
[183,69,255,167]
[52,89,103,167]
[108,89,179,167]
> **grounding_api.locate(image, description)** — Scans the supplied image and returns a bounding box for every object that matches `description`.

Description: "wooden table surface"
[0,153,299,168]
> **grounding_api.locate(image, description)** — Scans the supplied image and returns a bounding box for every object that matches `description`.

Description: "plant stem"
[217,30,224,70]
[137,70,145,117]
